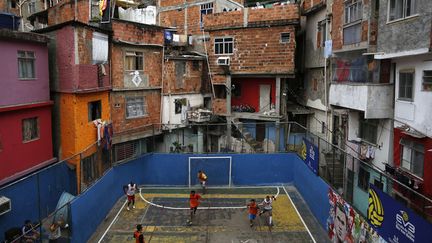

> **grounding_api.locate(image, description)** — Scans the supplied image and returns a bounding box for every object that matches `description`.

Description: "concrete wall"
[377,0,432,54]
[394,54,432,137]
[68,153,331,243]
[304,8,326,69]
[0,39,49,107]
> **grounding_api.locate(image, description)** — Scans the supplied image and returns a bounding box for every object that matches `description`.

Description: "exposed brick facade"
[47,0,90,26]
[212,98,227,115]
[302,0,325,14]
[163,58,206,94]
[110,20,164,138]
[331,0,377,51]
[110,91,161,135]
[206,25,296,75]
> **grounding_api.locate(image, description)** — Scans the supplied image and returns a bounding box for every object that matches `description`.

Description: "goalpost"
[188,156,232,187]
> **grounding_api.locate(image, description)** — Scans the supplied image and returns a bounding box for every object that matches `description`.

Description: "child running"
[133,224,145,243]
[188,190,202,225]
[247,199,259,227]
[197,170,208,194]
[259,195,276,226]
[123,181,137,211]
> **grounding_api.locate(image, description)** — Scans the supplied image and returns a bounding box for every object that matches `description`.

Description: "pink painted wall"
[50,26,110,92]
[0,39,49,107]
[0,105,54,182]
[231,78,276,112]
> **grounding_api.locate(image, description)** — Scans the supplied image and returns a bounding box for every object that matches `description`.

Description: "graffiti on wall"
[327,188,385,243]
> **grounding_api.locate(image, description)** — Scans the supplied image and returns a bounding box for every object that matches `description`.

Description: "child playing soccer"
[247,199,259,227]
[197,170,208,194]
[188,190,202,225]
[259,195,276,226]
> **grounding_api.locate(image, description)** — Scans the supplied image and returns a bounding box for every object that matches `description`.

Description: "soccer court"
[92,186,328,243]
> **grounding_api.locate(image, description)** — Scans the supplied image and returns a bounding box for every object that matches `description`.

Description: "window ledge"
[396,99,414,103]
[386,14,420,25]
[23,137,40,143]
[343,19,362,28]
[126,115,149,120]
[19,78,37,81]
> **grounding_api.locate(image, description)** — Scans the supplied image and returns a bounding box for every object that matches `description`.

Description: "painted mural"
[327,188,385,243]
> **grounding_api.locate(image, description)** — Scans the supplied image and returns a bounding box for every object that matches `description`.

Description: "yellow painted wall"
[59,91,110,192]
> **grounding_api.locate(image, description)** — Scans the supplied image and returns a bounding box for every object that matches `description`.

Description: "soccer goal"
[188,156,232,187]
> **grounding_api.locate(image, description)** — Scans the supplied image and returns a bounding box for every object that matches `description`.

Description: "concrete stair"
[231,119,264,153]
[323,152,344,190]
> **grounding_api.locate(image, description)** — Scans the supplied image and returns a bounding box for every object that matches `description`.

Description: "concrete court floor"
[89,186,329,243]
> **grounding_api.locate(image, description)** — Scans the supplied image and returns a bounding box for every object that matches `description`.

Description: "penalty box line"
[138,186,280,210]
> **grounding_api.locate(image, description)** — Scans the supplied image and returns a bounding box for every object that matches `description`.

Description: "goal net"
[188,156,232,187]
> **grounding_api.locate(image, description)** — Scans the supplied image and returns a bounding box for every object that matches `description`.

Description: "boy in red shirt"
[133,224,144,243]
[247,199,259,227]
[197,170,208,194]
[188,190,202,225]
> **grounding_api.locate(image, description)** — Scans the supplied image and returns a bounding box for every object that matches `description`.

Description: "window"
[88,100,101,122]
[22,117,39,142]
[400,138,424,178]
[92,32,108,64]
[9,0,17,8]
[126,97,146,118]
[214,37,234,55]
[28,0,36,13]
[174,98,186,114]
[343,0,362,45]
[192,61,200,71]
[317,20,327,47]
[399,71,414,101]
[114,140,138,162]
[280,33,290,43]
[358,166,370,191]
[200,3,213,28]
[422,70,432,91]
[345,0,362,24]
[359,118,378,144]
[124,51,143,71]
[18,51,35,79]
[388,0,417,22]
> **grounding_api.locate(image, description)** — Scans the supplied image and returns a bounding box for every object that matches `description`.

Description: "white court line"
[281,186,316,243]
[97,199,128,243]
[139,187,280,210]
[140,185,281,189]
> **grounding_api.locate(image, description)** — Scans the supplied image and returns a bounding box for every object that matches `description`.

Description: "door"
[259,84,271,112]
[256,123,266,142]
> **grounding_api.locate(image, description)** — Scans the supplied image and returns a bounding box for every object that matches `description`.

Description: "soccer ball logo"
[367,188,384,227]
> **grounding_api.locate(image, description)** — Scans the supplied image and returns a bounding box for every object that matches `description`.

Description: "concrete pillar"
[275,121,280,152]
[226,75,232,150]
[198,126,204,153]
[276,76,281,115]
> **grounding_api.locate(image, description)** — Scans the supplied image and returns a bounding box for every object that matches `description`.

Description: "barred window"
[126,97,147,118]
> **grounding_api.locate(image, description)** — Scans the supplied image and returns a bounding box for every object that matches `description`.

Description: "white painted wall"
[307,109,327,139]
[347,111,393,171]
[162,94,205,126]
[156,128,199,153]
[329,83,393,119]
[304,8,326,69]
[394,54,432,137]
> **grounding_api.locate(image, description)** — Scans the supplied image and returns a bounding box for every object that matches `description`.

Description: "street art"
[327,188,384,243]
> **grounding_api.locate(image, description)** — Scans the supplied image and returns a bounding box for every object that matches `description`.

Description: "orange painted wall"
[59,91,110,192]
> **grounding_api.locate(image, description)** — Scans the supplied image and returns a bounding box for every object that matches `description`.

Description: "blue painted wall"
[0,162,76,242]
[68,153,331,243]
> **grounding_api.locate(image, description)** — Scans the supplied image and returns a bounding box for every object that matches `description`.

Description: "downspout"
[75,0,78,20]
[160,46,165,128]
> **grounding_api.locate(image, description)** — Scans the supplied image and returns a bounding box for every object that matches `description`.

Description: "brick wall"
[163,59,205,94]
[160,0,184,7]
[206,25,296,76]
[331,0,343,50]
[110,91,161,134]
[204,4,299,30]
[111,45,163,89]
[212,98,227,115]
[111,20,165,45]
[302,0,325,13]
[47,0,90,26]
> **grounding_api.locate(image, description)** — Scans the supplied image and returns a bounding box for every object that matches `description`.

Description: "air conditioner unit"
[0,196,11,216]
[217,57,230,66]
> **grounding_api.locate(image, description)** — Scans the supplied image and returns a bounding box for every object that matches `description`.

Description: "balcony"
[187,109,212,123]
[329,83,394,119]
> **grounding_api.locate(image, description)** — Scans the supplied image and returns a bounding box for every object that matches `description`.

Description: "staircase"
[323,151,344,190]
[231,118,264,153]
